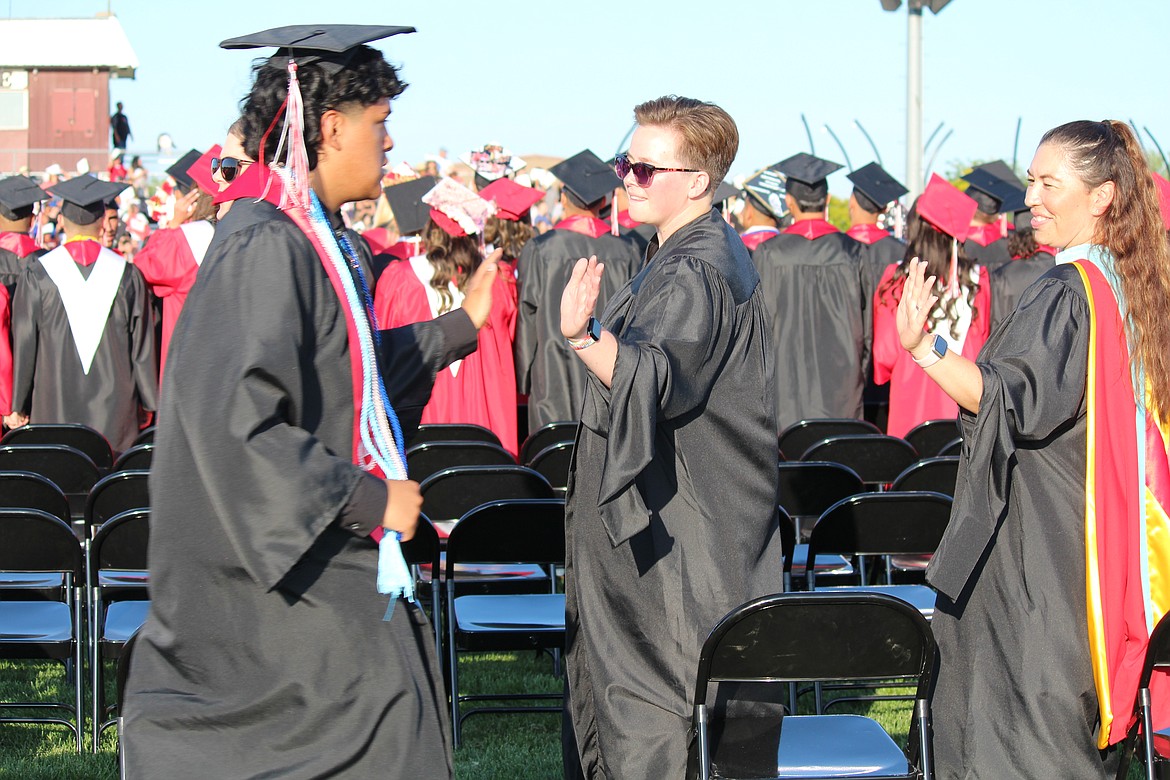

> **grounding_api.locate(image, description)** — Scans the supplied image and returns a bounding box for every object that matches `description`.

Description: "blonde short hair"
[633,96,738,196]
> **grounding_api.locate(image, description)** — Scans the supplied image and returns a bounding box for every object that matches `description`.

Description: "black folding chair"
[0,508,85,752]
[800,435,920,488]
[88,509,150,751]
[903,419,960,459]
[1118,611,1170,780]
[892,457,959,497]
[409,423,503,448]
[1,422,114,470]
[937,438,963,457]
[0,470,70,523]
[399,515,443,656]
[777,461,865,540]
[112,443,154,473]
[527,441,573,495]
[519,421,578,465]
[405,440,516,482]
[131,426,155,447]
[0,444,102,522]
[84,470,151,538]
[692,591,934,780]
[444,499,565,748]
[115,628,141,774]
[419,464,554,535]
[778,418,880,462]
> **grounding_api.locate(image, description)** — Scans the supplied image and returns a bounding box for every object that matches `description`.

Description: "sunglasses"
[613,152,699,187]
[211,156,253,183]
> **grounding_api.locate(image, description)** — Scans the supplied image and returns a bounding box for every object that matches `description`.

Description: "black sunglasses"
[613,152,699,187]
[210,156,253,183]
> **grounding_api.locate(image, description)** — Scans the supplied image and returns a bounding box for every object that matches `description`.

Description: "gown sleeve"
[125,265,159,412]
[513,238,541,394]
[0,286,11,415]
[872,264,901,385]
[580,254,737,543]
[927,267,1090,599]
[9,263,40,416]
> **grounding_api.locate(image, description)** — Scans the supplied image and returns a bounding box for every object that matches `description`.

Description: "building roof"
[0,16,138,78]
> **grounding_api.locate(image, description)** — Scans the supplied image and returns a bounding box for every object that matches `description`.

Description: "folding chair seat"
[527,441,573,495]
[692,591,934,780]
[0,508,85,752]
[88,509,150,751]
[1,422,114,470]
[409,423,502,448]
[1117,611,1170,779]
[405,440,516,482]
[777,461,865,540]
[84,470,150,538]
[444,498,565,748]
[799,435,919,488]
[112,443,154,473]
[519,421,578,465]
[0,444,102,522]
[778,418,880,462]
[903,419,960,459]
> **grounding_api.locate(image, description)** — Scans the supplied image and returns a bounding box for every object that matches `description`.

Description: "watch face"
[588,316,603,341]
[932,333,948,359]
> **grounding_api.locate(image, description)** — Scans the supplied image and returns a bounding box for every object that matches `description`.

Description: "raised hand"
[896,258,938,354]
[560,255,604,340]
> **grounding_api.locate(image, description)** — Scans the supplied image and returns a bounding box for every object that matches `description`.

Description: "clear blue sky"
[10,0,1170,194]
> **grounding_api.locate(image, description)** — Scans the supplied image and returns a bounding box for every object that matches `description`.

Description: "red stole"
[64,238,103,266]
[966,222,1000,247]
[0,232,40,258]
[554,215,609,239]
[740,228,779,250]
[846,223,891,245]
[782,218,839,240]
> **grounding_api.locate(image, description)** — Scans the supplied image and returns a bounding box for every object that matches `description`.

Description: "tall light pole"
[880,0,955,199]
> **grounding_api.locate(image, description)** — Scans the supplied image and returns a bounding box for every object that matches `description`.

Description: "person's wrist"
[907,333,932,360]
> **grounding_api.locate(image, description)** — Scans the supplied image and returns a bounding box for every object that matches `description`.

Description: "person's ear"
[689,171,710,199]
[319,109,346,153]
[1091,180,1116,217]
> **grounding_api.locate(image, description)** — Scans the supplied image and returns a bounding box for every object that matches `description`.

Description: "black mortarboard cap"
[961,167,1016,215]
[551,150,621,209]
[49,175,129,226]
[383,176,436,236]
[846,162,908,214]
[166,149,203,194]
[975,159,1024,189]
[742,163,788,219]
[712,181,738,207]
[220,24,416,74]
[0,175,48,221]
[776,152,843,203]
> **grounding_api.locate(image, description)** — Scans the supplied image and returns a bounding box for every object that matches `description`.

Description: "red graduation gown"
[0,285,11,415]
[873,262,991,438]
[374,257,520,457]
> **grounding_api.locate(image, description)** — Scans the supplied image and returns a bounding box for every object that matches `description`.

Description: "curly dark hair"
[237,46,407,170]
[483,215,534,263]
[422,219,482,315]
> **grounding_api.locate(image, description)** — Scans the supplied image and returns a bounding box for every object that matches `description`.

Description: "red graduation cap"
[429,207,468,237]
[1153,172,1170,232]
[917,174,978,239]
[477,178,543,221]
[188,144,222,197]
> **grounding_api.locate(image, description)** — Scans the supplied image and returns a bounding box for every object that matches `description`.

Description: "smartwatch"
[912,333,948,368]
[567,316,603,351]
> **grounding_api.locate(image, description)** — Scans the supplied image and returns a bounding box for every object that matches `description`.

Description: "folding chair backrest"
[799,434,919,485]
[91,509,150,570]
[938,437,963,457]
[0,470,71,523]
[0,508,83,574]
[400,515,441,569]
[1,423,114,469]
[113,443,154,473]
[409,424,503,448]
[528,441,574,493]
[903,419,961,459]
[695,592,933,701]
[778,418,880,461]
[520,421,578,465]
[0,444,101,495]
[406,441,516,482]
[805,491,952,581]
[777,461,865,520]
[445,499,565,574]
[420,465,554,523]
[86,470,151,532]
[132,426,155,447]
[778,507,797,577]
[892,456,959,496]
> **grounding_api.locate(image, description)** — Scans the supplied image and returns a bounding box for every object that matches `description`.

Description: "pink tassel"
[280,60,311,209]
[610,188,620,236]
[947,237,960,298]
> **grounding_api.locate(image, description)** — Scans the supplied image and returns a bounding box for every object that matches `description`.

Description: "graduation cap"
[776,152,843,204]
[478,178,543,222]
[917,174,977,240]
[48,175,130,226]
[975,159,1024,189]
[382,176,436,236]
[961,166,1023,216]
[0,175,49,221]
[847,162,908,214]
[742,163,788,220]
[712,180,739,207]
[550,150,621,209]
[220,24,416,74]
[462,144,526,188]
[188,145,222,197]
[422,178,495,237]
[166,149,204,195]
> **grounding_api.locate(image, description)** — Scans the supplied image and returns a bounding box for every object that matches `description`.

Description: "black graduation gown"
[989,250,1056,331]
[566,208,782,779]
[964,236,1012,269]
[0,240,44,298]
[515,226,642,431]
[926,263,1111,778]
[10,244,156,452]
[752,227,870,432]
[122,197,476,779]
